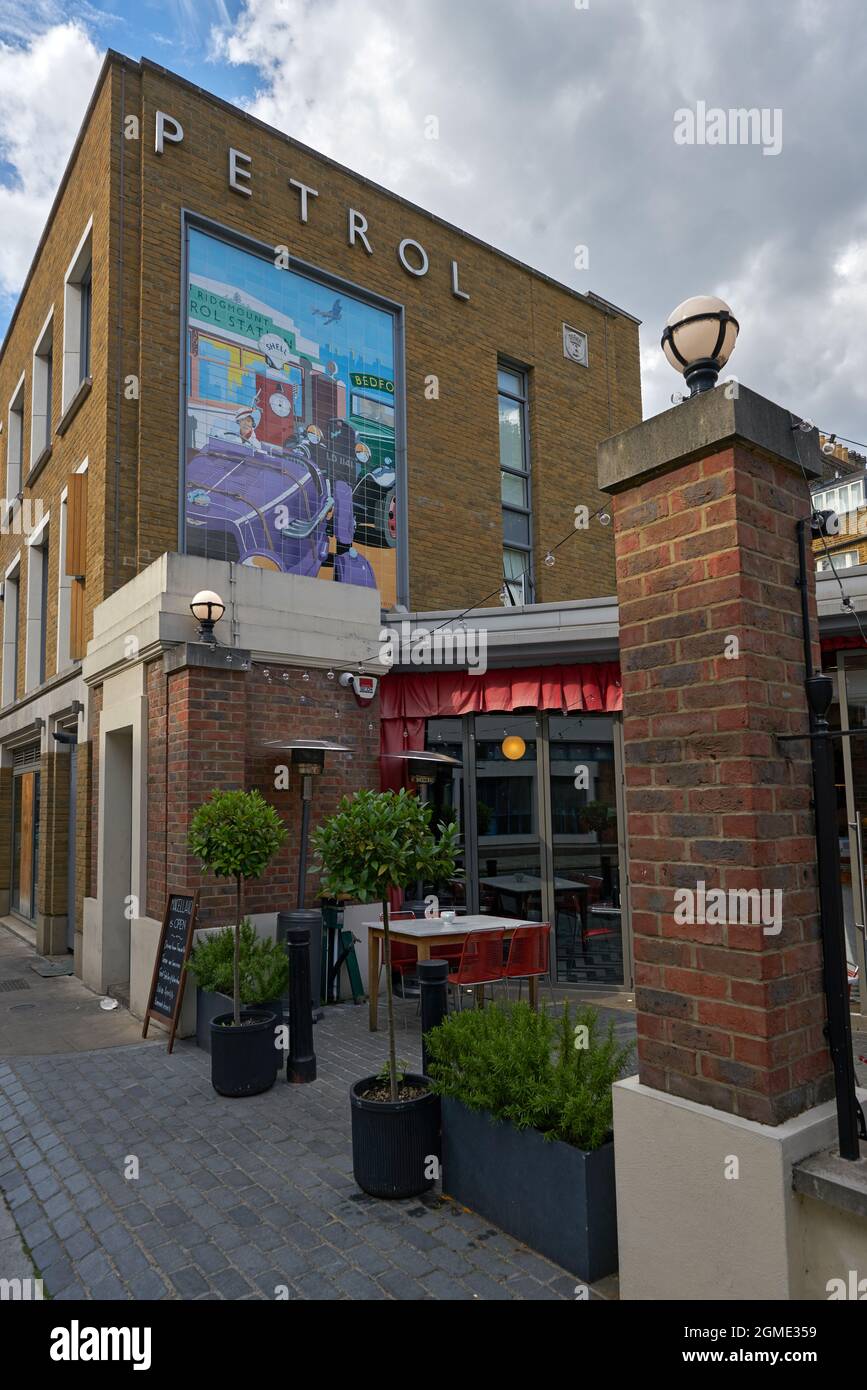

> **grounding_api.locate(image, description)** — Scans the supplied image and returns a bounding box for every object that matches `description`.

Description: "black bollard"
[277,907,324,1021]
[418,958,449,1079]
[286,925,316,1083]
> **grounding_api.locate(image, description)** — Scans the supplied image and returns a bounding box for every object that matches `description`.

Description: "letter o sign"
[398,238,429,278]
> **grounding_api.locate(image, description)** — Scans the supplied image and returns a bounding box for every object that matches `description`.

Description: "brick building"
[0,52,642,1010]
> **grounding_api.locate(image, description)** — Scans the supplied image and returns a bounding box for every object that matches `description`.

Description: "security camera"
[339,672,378,701]
[811,509,840,539]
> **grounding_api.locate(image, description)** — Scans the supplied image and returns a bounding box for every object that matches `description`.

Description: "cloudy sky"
[1,0,865,445]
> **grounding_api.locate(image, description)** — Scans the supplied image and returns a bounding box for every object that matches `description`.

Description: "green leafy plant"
[185,919,288,1004]
[310,788,460,1100]
[375,1056,409,1088]
[188,789,287,1026]
[577,800,612,836]
[424,1001,633,1151]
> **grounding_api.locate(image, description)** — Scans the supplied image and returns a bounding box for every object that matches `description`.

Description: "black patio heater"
[265,738,349,1021]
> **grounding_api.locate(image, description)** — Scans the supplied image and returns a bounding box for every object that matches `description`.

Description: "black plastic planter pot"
[350,1075,440,1199]
[441,1096,618,1282]
[210,1010,278,1097]
[197,990,283,1057]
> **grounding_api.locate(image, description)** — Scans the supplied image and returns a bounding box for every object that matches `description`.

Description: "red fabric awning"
[380,662,621,790]
[821,635,867,657]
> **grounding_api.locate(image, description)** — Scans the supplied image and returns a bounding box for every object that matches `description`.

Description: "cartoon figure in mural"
[212,402,262,448]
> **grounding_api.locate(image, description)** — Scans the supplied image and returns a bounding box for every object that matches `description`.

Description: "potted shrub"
[188,789,287,1097]
[311,788,459,1198]
[185,920,289,1057]
[425,1001,633,1281]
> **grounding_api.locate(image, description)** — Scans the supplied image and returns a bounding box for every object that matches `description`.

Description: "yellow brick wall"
[0,51,643,698]
[811,508,867,571]
[0,67,115,700]
[129,60,640,612]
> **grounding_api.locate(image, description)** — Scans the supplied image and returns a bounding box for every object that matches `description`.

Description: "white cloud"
[0,22,102,297]
[211,0,472,198]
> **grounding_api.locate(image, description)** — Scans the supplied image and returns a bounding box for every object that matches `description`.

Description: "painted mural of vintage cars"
[188,325,397,540]
[314,416,397,551]
[184,432,376,587]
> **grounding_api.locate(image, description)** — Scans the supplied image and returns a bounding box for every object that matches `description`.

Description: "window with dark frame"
[79,263,92,382]
[498,364,533,605]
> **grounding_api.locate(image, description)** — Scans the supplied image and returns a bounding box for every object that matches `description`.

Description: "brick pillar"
[157,645,248,923]
[599,386,834,1125]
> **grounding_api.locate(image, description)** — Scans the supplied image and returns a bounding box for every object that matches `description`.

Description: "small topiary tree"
[188,789,287,1026]
[311,788,459,1100]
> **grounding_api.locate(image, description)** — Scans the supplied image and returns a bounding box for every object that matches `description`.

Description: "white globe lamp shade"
[661,295,739,395]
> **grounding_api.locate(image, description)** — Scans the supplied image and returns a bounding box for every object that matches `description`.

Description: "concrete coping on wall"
[163,642,253,675]
[793,1146,867,1220]
[597,383,824,495]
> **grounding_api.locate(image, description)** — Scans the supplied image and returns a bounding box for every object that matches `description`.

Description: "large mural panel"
[184,227,399,603]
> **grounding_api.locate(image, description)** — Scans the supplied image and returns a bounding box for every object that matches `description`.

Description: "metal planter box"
[440,1096,618,1283]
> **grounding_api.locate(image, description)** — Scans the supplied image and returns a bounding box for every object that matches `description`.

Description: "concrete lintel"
[598,384,823,495]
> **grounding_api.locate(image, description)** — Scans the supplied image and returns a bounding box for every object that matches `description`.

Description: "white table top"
[364,914,533,938]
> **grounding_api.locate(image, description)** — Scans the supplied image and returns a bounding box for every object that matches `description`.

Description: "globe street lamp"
[661,295,739,396]
[190,589,225,644]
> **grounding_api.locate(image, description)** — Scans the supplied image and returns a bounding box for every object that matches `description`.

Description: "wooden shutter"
[65,473,87,577]
[66,473,87,659]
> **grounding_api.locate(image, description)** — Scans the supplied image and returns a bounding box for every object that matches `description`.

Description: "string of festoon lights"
[312,499,617,681]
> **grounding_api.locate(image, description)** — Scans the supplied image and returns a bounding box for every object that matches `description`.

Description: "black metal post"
[297,774,313,910]
[418,959,448,1078]
[806,675,861,1158]
[285,925,316,1084]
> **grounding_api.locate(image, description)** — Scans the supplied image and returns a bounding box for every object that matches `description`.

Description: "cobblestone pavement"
[0,996,635,1301]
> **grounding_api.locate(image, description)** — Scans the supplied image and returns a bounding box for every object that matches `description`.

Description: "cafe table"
[362,914,537,1030]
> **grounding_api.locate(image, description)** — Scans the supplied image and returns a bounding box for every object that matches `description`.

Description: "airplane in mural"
[311,297,344,326]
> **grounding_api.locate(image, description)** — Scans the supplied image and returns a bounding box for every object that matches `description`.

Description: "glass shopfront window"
[423,710,630,987]
[422,718,466,910]
[549,716,623,986]
[475,715,545,921]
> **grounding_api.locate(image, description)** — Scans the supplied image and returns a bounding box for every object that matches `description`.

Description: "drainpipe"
[796,514,863,1158]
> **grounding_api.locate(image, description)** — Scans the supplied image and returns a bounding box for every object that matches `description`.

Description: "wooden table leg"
[368,933,380,1031]
[529,975,539,1012]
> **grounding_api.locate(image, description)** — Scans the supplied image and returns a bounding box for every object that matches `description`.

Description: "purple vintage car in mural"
[184,433,376,587]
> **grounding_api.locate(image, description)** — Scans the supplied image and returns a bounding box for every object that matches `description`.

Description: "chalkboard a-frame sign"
[142,890,200,1053]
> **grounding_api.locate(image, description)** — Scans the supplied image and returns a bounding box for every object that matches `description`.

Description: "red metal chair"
[503,923,554,1007]
[447,928,505,1010]
[377,911,417,990]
